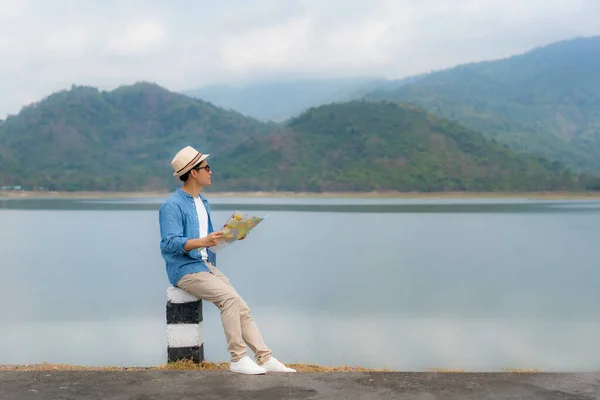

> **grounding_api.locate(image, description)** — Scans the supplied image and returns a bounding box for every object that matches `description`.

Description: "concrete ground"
[1,371,599,399]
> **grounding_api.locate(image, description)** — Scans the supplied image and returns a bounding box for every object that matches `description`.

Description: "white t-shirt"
[194,197,209,261]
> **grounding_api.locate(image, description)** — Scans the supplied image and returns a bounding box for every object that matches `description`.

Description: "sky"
[0,0,599,118]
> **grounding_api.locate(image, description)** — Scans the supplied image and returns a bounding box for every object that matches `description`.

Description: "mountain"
[216,100,596,192]
[184,77,397,122]
[0,83,597,193]
[363,36,600,173]
[0,82,278,191]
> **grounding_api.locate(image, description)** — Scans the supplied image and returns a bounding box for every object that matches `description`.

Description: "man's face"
[190,160,211,186]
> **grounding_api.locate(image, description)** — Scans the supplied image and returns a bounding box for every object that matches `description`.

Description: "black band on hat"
[176,152,202,174]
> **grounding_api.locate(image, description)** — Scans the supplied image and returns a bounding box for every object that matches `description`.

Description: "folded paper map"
[208,210,266,253]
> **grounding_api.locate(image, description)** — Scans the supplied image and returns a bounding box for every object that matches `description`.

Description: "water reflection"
[2,310,598,372]
[1,198,599,371]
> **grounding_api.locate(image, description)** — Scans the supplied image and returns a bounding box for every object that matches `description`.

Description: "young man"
[158,145,296,375]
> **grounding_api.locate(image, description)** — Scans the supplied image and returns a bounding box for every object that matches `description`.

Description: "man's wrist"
[184,238,204,252]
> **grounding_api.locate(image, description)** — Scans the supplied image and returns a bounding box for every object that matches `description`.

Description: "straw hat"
[171,146,210,177]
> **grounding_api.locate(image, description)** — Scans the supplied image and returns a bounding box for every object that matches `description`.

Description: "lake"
[1,195,599,372]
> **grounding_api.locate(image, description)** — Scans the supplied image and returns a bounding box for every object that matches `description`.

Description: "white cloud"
[220,17,312,73]
[0,0,599,118]
[0,0,29,21]
[41,27,91,57]
[105,20,167,56]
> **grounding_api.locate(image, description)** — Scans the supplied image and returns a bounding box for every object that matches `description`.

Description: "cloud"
[0,0,599,117]
[105,20,167,56]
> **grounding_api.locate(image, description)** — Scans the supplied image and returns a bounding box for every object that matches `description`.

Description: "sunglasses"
[194,164,211,172]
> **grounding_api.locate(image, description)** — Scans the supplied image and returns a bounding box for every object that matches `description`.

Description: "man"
[158,145,296,375]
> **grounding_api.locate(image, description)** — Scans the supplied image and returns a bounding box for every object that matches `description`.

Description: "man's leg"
[238,296,272,365]
[176,272,248,363]
[204,263,272,364]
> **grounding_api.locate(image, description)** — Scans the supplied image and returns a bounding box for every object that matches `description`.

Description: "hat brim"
[173,153,210,176]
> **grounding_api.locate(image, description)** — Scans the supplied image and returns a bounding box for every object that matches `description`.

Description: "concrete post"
[166,287,204,363]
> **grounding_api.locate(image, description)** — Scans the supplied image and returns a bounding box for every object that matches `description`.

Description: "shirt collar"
[176,188,206,202]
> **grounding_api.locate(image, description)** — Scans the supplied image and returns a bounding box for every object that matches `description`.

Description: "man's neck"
[181,183,203,198]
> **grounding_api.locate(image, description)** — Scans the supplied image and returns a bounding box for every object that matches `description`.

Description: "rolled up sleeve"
[159,202,189,255]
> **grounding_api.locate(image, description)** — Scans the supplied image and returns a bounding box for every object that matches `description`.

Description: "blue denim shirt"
[159,188,217,286]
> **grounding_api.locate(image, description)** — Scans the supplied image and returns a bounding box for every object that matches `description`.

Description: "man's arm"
[184,232,224,251]
[159,202,224,254]
[159,202,189,255]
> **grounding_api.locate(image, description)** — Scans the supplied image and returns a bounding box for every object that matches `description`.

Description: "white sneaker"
[229,356,267,375]
[260,357,296,372]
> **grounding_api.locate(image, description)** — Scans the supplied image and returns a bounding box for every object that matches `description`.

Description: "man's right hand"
[184,231,225,252]
[202,231,224,247]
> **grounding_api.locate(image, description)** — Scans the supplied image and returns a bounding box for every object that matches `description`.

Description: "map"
[208,210,266,253]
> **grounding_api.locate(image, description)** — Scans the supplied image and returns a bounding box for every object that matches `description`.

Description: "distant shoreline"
[1,190,600,200]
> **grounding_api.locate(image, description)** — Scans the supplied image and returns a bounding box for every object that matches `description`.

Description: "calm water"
[0,195,599,371]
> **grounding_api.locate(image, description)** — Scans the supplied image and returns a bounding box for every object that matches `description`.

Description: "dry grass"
[0,363,151,372]
[156,360,229,371]
[158,360,395,372]
[0,361,392,373]
[277,364,392,373]
[425,368,467,373]
[0,361,542,374]
[502,367,541,373]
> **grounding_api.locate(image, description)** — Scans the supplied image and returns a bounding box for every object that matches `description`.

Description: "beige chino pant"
[177,262,272,364]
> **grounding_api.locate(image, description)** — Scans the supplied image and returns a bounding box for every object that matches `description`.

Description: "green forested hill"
[0,82,278,191]
[216,101,595,192]
[0,83,598,192]
[364,36,600,173]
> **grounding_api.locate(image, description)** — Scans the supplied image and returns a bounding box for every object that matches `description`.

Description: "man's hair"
[179,165,200,182]
[179,171,190,182]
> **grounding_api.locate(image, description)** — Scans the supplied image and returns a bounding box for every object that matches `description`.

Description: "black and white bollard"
[166,287,204,363]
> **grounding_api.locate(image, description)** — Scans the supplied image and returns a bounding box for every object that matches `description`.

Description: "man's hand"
[239,233,248,241]
[203,231,224,247]
[184,231,225,252]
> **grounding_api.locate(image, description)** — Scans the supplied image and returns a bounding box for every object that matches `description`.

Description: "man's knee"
[238,297,252,320]
[218,294,241,311]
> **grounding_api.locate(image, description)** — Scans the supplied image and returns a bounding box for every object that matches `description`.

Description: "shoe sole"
[229,369,266,375]
[264,370,296,373]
